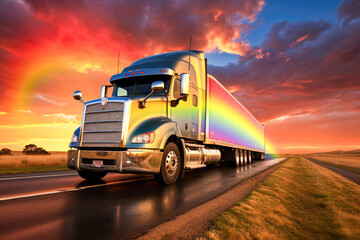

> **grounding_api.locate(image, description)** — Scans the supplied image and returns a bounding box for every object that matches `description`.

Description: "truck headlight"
[71,133,78,143]
[131,132,155,143]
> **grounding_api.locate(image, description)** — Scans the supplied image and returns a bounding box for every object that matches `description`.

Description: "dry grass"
[202,156,360,240]
[0,151,68,174]
[306,154,360,173]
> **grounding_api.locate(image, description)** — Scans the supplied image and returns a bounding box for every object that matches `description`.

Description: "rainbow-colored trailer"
[67,50,265,184]
[205,75,265,156]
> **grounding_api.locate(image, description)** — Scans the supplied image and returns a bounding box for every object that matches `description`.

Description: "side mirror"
[100,85,114,98]
[73,91,84,104]
[180,73,189,95]
[151,81,165,92]
[139,81,165,108]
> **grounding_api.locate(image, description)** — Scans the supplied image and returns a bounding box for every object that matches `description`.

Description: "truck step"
[185,143,205,148]
[185,164,207,169]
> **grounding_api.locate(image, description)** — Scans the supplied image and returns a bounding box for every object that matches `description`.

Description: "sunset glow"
[1,0,359,153]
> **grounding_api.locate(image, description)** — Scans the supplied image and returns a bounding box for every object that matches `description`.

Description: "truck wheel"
[244,150,248,165]
[156,142,181,184]
[77,170,107,181]
[240,150,244,166]
[234,149,240,168]
[248,151,252,164]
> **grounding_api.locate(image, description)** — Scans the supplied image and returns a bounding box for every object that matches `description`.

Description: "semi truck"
[67,50,265,184]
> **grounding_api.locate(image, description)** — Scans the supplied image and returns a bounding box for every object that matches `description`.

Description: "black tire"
[248,151,252,164]
[78,170,107,181]
[155,142,181,184]
[244,150,248,165]
[234,149,240,168]
[240,149,244,166]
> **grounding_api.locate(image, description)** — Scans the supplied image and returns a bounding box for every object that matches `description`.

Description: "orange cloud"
[289,34,309,47]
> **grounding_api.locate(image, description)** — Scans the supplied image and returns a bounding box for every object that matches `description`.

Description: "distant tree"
[35,147,50,155]
[0,148,12,155]
[23,144,50,155]
[23,144,37,154]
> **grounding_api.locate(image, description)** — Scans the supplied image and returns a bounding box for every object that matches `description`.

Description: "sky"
[0,0,359,154]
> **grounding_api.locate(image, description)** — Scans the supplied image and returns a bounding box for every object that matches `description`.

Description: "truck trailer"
[67,50,265,184]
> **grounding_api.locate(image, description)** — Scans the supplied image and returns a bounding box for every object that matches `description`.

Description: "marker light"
[131,132,155,143]
[70,133,78,143]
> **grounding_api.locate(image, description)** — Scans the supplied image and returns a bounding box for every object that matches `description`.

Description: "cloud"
[208,17,360,123]
[337,0,360,25]
[261,20,331,52]
[0,0,265,59]
[44,113,77,123]
[0,112,8,115]
[36,94,66,106]
[289,34,309,48]
[16,109,32,113]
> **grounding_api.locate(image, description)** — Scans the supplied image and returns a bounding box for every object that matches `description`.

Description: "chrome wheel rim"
[165,151,178,176]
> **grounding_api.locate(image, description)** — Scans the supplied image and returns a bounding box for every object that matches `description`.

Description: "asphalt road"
[0,158,284,240]
[304,157,360,185]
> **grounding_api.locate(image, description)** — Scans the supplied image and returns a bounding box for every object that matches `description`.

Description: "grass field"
[202,156,360,240]
[305,151,360,173]
[0,151,68,174]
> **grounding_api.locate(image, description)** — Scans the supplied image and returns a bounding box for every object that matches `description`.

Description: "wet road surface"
[304,157,360,185]
[0,158,284,240]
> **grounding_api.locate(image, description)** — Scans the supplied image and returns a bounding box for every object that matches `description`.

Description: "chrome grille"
[82,102,124,147]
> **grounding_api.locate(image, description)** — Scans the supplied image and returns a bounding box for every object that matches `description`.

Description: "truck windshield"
[112,75,171,97]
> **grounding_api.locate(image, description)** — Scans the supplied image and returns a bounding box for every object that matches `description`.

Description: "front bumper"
[67,149,162,174]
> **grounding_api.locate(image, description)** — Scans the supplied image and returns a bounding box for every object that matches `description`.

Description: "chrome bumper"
[67,149,162,174]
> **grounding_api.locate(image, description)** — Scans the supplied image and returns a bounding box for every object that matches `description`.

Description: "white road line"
[0,173,78,181]
[0,177,153,202]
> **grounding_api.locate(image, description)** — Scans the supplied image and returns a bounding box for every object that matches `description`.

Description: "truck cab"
[67,51,211,184]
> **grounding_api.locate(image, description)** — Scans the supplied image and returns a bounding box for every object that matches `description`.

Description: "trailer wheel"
[155,142,181,184]
[240,150,244,166]
[248,151,252,164]
[244,150,248,165]
[234,149,240,168]
[77,170,107,181]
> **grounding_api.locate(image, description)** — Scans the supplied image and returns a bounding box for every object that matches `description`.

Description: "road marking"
[0,173,78,181]
[0,177,154,202]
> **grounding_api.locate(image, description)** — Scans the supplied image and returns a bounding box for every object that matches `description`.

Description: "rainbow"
[14,58,63,110]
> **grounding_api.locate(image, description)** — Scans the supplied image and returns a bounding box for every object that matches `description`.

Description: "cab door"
[170,75,199,140]
[188,86,199,139]
[170,76,190,138]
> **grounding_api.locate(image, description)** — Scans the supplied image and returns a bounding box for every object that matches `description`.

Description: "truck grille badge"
[101,98,108,109]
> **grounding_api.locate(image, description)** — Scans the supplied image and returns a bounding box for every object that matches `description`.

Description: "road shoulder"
[304,157,360,185]
[136,160,285,240]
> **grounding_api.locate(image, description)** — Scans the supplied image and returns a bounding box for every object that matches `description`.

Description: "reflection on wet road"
[0,158,284,240]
